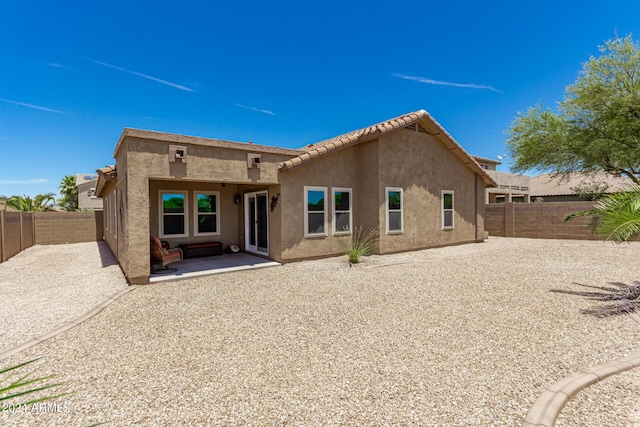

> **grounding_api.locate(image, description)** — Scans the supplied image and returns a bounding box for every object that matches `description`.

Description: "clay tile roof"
[279,110,496,187]
[530,171,633,197]
[94,165,117,198]
[97,165,116,179]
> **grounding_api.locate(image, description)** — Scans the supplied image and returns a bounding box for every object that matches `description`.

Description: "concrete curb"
[0,286,139,362]
[522,311,640,427]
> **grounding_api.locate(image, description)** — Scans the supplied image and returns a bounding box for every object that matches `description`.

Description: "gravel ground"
[0,241,128,353]
[1,237,639,426]
[556,367,640,426]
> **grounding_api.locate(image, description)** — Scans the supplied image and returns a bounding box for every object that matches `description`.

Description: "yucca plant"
[339,225,378,264]
[1,358,69,411]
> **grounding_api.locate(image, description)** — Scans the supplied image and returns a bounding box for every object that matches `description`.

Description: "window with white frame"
[304,186,327,237]
[160,191,188,238]
[104,194,110,234]
[113,191,117,238]
[332,188,352,235]
[194,192,220,236]
[386,187,403,234]
[442,190,454,230]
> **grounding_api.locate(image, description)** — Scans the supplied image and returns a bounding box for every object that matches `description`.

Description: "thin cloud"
[88,58,196,92]
[234,103,275,116]
[49,63,71,69]
[394,73,503,93]
[0,178,48,185]
[0,98,72,115]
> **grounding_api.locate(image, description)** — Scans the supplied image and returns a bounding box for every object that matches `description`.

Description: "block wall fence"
[484,202,599,240]
[0,203,608,263]
[0,211,103,262]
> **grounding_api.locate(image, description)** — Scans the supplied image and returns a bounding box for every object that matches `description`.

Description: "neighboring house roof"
[530,171,633,197]
[76,173,99,185]
[279,110,497,187]
[471,155,501,166]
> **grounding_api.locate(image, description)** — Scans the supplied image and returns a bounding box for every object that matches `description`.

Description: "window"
[160,191,188,238]
[386,187,403,234]
[194,192,220,236]
[442,190,454,230]
[332,188,352,235]
[304,186,327,237]
[113,190,117,238]
[104,194,110,233]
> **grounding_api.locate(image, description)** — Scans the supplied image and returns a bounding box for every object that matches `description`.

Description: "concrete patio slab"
[149,252,281,283]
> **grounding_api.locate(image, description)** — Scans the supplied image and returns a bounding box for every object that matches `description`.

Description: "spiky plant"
[0,358,69,411]
[339,225,378,264]
[564,184,640,242]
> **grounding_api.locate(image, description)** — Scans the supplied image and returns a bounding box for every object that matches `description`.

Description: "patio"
[149,252,281,282]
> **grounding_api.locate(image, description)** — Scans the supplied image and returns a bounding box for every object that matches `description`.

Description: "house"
[471,156,530,203]
[0,200,18,211]
[530,171,632,202]
[76,174,103,210]
[95,110,497,284]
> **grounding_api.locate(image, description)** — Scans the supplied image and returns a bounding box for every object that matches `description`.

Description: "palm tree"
[564,184,640,242]
[6,193,56,212]
[58,175,77,211]
[564,185,640,316]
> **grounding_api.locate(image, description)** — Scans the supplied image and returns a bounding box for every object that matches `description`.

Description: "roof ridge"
[298,110,430,152]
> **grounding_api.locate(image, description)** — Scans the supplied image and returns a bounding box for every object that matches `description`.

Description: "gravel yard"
[1,237,639,426]
[0,242,128,353]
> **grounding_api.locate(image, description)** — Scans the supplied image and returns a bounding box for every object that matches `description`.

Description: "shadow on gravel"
[551,281,640,318]
[97,241,118,268]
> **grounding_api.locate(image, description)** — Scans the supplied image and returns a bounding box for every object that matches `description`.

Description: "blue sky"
[1,0,639,197]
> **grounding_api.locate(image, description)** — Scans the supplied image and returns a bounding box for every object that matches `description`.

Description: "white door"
[244,191,268,255]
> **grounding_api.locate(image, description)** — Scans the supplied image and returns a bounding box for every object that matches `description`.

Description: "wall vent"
[169,145,187,163]
[247,153,261,169]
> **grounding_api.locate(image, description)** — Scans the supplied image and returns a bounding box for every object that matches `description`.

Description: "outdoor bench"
[178,241,223,258]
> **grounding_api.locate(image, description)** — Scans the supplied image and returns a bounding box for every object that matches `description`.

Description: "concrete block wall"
[485,202,597,240]
[33,212,104,245]
[0,211,36,262]
[0,211,105,263]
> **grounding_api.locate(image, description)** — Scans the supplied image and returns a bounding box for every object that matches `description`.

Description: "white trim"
[385,187,403,234]
[442,190,454,230]
[304,186,327,237]
[193,191,221,236]
[159,190,188,238]
[244,191,269,256]
[104,195,110,234]
[332,187,352,235]
[113,190,117,239]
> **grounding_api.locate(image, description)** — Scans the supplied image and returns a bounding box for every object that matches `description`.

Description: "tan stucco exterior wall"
[116,136,297,283]
[77,180,103,210]
[376,129,478,253]
[278,141,371,261]
[278,129,480,261]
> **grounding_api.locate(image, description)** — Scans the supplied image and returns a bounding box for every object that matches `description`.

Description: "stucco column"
[125,171,151,284]
[475,175,488,241]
